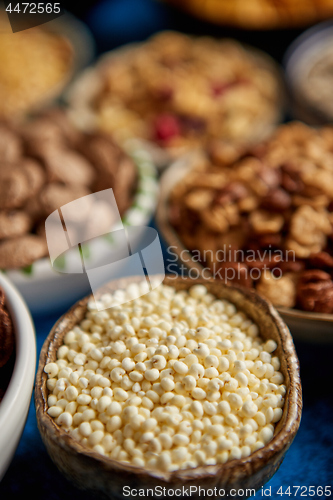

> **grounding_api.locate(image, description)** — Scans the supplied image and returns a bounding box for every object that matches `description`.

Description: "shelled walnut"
[169,122,333,313]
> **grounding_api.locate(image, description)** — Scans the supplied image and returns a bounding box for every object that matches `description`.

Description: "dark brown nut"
[246,254,282,272]
[297,270,333,313]
[21,159,45,197]
[0,164,30,210]
[42,147,96,187]
[0,235,47,269]
[281,169,304,193]
[78,132,121,179]
[0,125,22,162]
[217,261,253,288]
[39,183,91,216]
[0,305,14,369]
[308,252,333,269]
[215,182,248,205]
[255,233,282,248]
[0,211,32,239]
[278,259,305,274]
[298,269,331,286]
[260,188,292,212]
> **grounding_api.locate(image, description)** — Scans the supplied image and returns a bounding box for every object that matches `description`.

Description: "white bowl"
[4,147,159,316]
[284,20,333,124]
[0,273,36,481]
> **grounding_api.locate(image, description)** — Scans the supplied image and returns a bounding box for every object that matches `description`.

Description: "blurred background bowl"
[162,0,333,30]
[66,37,286,171]
[284,20,333,125]
[156,154,333,343]
[0,10,95,120]
[0,273,36,481]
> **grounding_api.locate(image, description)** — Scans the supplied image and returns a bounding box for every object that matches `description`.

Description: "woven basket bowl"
[35,275,302,499]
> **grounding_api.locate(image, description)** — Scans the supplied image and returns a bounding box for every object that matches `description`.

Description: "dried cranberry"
[153,114,181,142]
[180,115,206,132]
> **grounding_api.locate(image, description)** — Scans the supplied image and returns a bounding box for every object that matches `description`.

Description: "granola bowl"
[0,272,36,481]
[156,134,333,343]
[66,31,285,170]
[35,274,301,499]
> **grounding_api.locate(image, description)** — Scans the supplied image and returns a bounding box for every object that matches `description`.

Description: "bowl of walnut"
[0,272,36,481]
[162,0,333,30]
[0,109,158,315]
[67,31,285,170]
[157,122,333,342]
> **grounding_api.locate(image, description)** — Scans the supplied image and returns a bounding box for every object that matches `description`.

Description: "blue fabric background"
[1,0,333,497]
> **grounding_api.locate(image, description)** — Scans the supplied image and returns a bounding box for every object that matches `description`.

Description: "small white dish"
[0,273,36,481]
[284,20,333,124]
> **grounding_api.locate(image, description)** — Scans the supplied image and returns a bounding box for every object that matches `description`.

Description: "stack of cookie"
[0,109,138,270]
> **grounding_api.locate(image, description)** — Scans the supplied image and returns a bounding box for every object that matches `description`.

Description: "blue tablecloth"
[1,0,333,497]
[1,225,333,499]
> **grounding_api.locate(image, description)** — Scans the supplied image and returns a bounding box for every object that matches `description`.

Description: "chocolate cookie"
[0,164,30,210]
[39,183,91,216]
[21,159,45,197]
[113,157,138,214]
[0,235,48,269]
[78,132,122,180]
[0,211,32,239]
[41,147,96,187]
[0,124,22,162]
